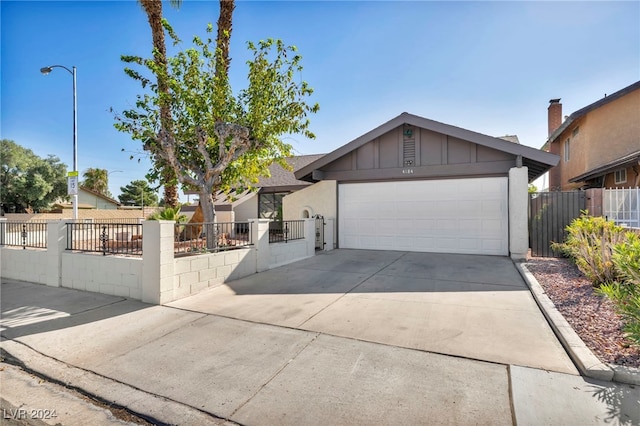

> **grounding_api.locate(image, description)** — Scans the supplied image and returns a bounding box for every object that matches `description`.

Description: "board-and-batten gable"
[318,125,516,182]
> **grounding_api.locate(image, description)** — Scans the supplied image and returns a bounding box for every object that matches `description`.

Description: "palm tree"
[215,0,235,82]
[138,0,181,209]
[82,168,111,197]
[189,0,235,224]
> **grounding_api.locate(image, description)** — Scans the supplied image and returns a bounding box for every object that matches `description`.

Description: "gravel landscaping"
[525,257,640,368]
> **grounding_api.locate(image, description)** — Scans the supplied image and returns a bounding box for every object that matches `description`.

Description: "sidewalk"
[1,278,638,425]
[0,360,145,426]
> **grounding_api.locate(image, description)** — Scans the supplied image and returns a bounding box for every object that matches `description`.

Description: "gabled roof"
[545,80,640,148]
[498,135,520,144]
[79,186,121,206]
[569,150,640,183]
[295,112,558,182]
[259,154,325,189]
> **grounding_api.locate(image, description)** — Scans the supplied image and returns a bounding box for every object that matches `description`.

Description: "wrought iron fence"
[604,187,640,228]
[174,222,252,256]
[0,221,48,249]
[269,220,305,244]
[66,223,143,256]
[77,218,143,224]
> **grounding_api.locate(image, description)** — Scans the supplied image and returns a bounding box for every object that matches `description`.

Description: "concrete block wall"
[0,247,49,285]
[173,249,256,300]
[61,253,143,299]
[269,240,309,269]
[2,217,317,305]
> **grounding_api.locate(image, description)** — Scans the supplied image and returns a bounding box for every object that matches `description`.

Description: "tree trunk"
[200,188,217,250]
[162,173,179,208]
[215,0,235,78]
[139,0,179,208]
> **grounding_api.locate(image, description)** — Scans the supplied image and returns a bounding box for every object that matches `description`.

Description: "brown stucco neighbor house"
[285,112,558,259]
[543,80,640,190]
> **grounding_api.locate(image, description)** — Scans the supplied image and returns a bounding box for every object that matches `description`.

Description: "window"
[615,169,627,184]
[564,138,570,162]
[258,192,287,220]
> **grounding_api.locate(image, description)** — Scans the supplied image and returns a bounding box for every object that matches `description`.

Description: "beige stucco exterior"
[549,87,640,190]
[231,192,258,222]
[77,189,119,209]
[283,180,337,247]
[283,180,337,221]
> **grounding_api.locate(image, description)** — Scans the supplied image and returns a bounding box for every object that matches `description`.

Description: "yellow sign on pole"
[68,171,79,177]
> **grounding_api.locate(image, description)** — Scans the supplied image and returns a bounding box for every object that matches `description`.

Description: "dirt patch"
[525,257,640,368]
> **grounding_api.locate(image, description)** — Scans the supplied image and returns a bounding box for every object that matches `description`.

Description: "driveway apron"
[169,249,577,374]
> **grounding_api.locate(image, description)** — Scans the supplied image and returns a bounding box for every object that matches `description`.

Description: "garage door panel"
[339,178,508,255]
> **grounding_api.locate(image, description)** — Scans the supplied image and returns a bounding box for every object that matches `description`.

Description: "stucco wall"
[233,193,258,222]
[61,252,143,299]
[551,88,640,190]
[283,181,337,248]
[509,166,529,260]
[283,180,337,220]
[603,165,640,188]
[78,191,118,210]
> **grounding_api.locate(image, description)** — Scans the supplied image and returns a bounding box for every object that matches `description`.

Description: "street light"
[41,65,78,220]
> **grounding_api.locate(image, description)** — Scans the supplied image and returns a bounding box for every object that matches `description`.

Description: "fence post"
[509,166,529,260]
[304,218,315,257]
[44,220,66,287]
[324,219,335,251]
[142,220,175,304]
[250,218,270,272]
[0,217,6,247]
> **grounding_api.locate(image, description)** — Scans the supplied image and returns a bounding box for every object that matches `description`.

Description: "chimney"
[548,98,562,136]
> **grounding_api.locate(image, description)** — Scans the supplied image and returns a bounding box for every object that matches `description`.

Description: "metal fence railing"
[174,222,252,256]
[0,221,48,249]
[76,218,143,224]
[66,223,143,256]
[604,187,640,228]
[269,220,305,244]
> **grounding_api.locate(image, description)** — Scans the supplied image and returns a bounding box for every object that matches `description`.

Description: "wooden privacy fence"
[529,191,586,257]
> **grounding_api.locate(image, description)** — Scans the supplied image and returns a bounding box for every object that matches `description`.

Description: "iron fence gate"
[529,191,586,257]
[314,215,325,251]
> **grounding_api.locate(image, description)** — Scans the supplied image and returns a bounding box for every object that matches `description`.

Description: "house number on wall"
[402,168,414,174]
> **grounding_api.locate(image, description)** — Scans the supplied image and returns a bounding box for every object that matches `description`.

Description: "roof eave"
[568,151,640,183]
[295,112,560,181]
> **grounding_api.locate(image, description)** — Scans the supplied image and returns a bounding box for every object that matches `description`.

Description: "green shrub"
[552,214,627,285]
[147,206,187,223]
[598,233,640,346]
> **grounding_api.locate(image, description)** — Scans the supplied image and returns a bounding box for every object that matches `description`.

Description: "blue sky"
[2,1,639,200]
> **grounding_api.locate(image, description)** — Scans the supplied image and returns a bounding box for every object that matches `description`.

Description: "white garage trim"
[338,178,508,255]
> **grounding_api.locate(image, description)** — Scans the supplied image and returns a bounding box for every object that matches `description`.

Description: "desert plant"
[552,214,627,285]
[598,232,640,346]
[147,206,187,222]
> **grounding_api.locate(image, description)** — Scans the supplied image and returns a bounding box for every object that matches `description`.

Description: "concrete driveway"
[169,249,577,374]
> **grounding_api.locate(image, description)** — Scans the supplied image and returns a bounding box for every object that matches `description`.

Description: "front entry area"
[338,178,509,255]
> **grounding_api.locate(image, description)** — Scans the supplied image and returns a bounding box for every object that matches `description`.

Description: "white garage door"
[339,178,508,255]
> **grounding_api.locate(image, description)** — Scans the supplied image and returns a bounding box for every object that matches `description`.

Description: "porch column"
[509,166,529,260]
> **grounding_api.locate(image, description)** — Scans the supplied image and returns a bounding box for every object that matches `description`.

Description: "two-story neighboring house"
[543,81,640,190]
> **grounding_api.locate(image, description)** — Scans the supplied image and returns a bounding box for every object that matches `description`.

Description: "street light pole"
[41,65,78,220]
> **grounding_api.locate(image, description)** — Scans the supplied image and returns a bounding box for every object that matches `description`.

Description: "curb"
[0,340,237,426]
[515,262,640,385]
